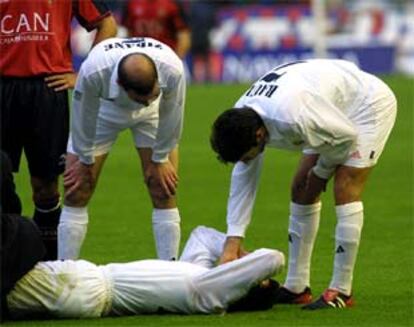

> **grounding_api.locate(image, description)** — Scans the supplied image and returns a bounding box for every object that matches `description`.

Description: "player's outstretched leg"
[276,202,320,305]
[304,166,369,310]
[277,154,322,305]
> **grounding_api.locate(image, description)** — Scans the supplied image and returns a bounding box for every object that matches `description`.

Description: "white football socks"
[57,206,88,260]
[152,208,181,260]
[285,201,321,293]
[330,202,364,296]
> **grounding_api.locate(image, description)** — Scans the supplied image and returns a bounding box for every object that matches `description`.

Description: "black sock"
[33,199,61,260]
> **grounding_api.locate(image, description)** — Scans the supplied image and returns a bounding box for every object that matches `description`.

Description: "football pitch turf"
[12,75,413,326]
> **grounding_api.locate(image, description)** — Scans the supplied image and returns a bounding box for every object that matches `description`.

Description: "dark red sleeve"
[171,1,189,32]
[120,1,134,31]
[73,0,112,31]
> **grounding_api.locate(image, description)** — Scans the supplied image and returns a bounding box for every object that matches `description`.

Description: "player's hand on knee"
[145,161,178,197]
[64,160,94,198]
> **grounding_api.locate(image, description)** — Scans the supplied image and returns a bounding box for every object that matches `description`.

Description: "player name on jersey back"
[103,38,163,52]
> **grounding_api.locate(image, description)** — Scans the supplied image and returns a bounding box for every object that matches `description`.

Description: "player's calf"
[31,177,61,260]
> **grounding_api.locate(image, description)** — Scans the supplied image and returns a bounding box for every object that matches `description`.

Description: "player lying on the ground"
[2,214,284,320]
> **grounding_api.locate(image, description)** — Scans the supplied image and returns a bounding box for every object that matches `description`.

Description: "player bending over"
[211,59,396,309]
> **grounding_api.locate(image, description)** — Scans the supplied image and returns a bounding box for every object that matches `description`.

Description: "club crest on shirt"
[350,150,362,159]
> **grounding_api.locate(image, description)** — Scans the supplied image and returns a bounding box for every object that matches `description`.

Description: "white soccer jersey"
[71,37,185,164]
[226,59,397,237]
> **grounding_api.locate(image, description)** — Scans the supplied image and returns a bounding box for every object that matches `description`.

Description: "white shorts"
[304,73,397,168]
[7,260,111,319]
[67,97,160,157]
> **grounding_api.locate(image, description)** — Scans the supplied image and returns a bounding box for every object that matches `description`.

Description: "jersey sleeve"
[226,153,264,237]
[73,0,111,31]
[120,1,135,31]
[71,68,102,164]
[300,92,358,179]
[171,2,190,32]
[151,66,186,163]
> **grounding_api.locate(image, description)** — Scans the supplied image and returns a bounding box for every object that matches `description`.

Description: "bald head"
[118,53,158,96]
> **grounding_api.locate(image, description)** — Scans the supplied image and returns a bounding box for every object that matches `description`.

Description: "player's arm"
[45,1,117,92]
[147,67,186,197]
[176,30,191,59]
[173,1,191,59]
[91,15,117,47]
[302,94,358,180]
[70,70,101,166]
[74,0,117,42]
[63,70,101,196]
[220,154,264,264]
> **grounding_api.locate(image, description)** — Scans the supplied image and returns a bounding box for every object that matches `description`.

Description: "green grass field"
[11,75,414,327]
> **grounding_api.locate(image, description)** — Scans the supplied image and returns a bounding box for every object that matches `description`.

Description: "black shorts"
[0,77,69,179]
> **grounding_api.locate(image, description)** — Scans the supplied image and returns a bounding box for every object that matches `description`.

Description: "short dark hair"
[210,107,264,163]
[117,53,158,96]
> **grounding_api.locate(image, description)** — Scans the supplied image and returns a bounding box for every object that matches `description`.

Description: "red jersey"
[0,0,111,77]
[122,0,189,51]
